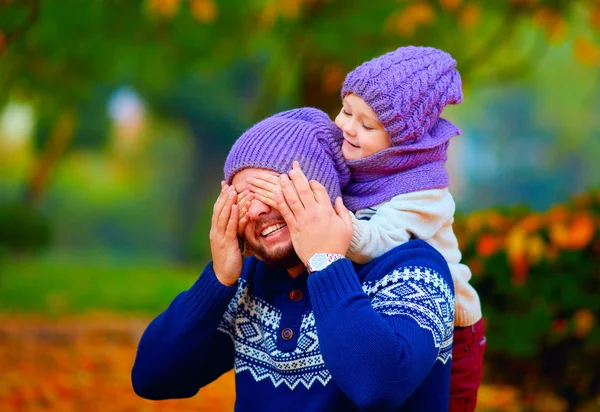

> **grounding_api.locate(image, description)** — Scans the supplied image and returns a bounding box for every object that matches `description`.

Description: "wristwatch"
[306,253,345,274]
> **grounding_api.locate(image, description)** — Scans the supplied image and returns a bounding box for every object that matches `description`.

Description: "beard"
[246,237,302,268]
[243,214,302,269]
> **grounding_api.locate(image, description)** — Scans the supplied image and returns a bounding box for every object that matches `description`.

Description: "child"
[246,46,485,412]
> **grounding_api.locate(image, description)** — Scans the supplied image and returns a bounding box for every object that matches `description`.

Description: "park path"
[0,314,527,411]
[0,313,234,411]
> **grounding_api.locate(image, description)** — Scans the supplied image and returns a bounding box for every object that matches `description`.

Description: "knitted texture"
[343,118,459,211]
[132,240,455,411]
[341,45,463,146]
[224,108,350,201]
[339,46,463,209]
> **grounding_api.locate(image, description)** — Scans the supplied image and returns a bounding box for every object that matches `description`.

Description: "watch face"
[309,254,330,273]
[312,254,328,270]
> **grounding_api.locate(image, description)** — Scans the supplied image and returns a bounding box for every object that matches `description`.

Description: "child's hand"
[246,174,280,210]
[236,189,253,237]
[274,161,353,265]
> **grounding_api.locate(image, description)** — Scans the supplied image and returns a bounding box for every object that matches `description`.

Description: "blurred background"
[0,0,599,411]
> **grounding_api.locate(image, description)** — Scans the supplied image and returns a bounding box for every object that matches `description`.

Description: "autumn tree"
[1,0,599,252]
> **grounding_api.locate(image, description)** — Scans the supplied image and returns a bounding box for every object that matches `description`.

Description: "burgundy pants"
[449,319,486,412]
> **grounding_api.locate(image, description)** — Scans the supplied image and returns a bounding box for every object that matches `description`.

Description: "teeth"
[261,223,286,237]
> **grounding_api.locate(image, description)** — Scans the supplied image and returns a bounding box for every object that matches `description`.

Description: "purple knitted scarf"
[342,118,459,211]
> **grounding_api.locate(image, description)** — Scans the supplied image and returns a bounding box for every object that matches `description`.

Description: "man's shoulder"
[357,240,452,285]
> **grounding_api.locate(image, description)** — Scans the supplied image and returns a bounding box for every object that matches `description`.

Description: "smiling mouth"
[261,223,287,237]
[344,138,360,148]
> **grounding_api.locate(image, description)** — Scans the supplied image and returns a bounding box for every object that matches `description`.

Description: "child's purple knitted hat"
[224,108,350,201]
[341,46,463,146]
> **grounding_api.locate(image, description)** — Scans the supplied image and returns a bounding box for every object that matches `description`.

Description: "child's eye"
[362,124,374,131]
[342,109,351,116]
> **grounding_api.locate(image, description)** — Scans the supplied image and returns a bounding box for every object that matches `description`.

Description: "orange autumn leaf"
[573,309,595,338]
[590,6,600,34]
[520,213,544,232]
[147,0,180,18]
[439,0,462,12]
[322,64,344,95]
[509,0,539,5]
[567,212,596,249]
[280,0,303,20]
[573,37,600,67]
[386,3,436,37]
[547,204,569,224]
[190,0,217,23]
[549,221,570,249]
[466,212,484,234]
[511,255,529,286]
[458,3,481,30]
[259,2,278,29]
[506,227,527,263]
[486,211,509,232]
[526,234,546,265]
[506,228,530,285]
[533,7,567,43]
[476,234,500,257]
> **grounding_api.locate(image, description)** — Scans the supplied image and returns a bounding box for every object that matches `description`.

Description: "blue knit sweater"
[132,240,455,411]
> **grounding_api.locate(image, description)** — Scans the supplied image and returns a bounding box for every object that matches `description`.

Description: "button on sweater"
[132,240,455,411]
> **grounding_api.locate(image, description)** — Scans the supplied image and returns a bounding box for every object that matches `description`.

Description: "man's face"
[231,168,300,267]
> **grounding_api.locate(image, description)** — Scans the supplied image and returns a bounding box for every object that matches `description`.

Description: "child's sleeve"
[347,189,456,264]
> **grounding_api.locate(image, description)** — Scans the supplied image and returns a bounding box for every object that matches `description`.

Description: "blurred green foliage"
[454,190,600,409]
[0,254,200,314]
[2,0,599,123]
[0,202,51,253]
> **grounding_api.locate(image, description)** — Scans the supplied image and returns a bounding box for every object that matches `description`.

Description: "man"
[131,108,455,411]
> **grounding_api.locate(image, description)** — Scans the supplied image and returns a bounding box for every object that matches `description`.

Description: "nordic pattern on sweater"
[217,264,454,390]
[362,265,454,364]
[218,279,330,390]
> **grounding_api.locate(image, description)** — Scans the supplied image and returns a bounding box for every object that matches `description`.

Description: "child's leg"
[449,319,486,412]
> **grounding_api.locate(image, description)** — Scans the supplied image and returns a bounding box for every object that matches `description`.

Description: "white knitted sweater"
[348,188,482,327]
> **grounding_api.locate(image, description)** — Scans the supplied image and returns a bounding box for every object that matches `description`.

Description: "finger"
[247,184,277,202]
[309,180,330,204]
[335,197,352,226]
[221,180,227,190]
[239,194,253,215]
[279,174,304,216]
[275,189,297,227]
[252,192,278,210]
[237,214,249,237]
[211,184,230,228]
[292,160,311,186]
[247,176,279,192]
[289,163,316,207]
[217,187,236,231]
[237,189,251,204]
[227,204,239,240]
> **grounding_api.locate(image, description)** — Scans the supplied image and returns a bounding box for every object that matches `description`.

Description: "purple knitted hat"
[341,46,463,146]
[224,108,350,201]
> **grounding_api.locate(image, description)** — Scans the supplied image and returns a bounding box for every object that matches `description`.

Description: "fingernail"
[280,174,288,181]
[289,169,296,176]
[293,160,299,168]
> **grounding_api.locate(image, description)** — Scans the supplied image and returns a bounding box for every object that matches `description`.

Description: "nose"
[342,118,356,137]
[247,198,271,221]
